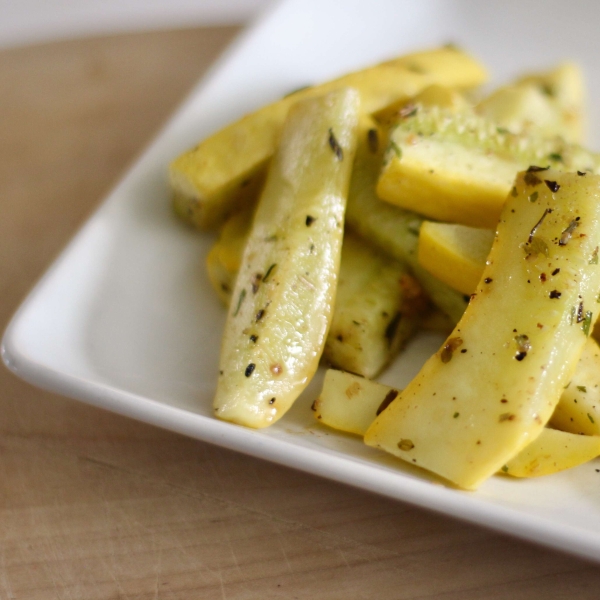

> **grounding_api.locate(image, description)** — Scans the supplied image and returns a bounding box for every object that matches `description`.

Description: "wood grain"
[2,27,600,599]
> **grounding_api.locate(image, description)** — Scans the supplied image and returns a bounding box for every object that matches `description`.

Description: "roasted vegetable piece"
[313,369,401,436]
[213,88,359,428]
[476,63,586,143]
[503,428,600,478]
[377,105,600,228]
[322,233,427,378]
[374,83,469,126]
[364,170,600,489]
[316,370,600,479]
[345,116,468,323]
[206,213,425,378]
[418,221,493,295]
[550,338,600,436]
[206,206,254,305]
[170,47,488,230]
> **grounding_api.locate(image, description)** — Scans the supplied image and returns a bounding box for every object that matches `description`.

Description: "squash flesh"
[364,170,600,489]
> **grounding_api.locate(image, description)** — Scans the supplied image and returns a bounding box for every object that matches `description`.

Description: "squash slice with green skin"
[346,116,469,324]
[364,170,600,489]
[376,106,600,228]
[207,218,426,379]
[213,88,359,428]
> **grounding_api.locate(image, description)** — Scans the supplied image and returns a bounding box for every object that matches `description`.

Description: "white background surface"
[0,0,272,48]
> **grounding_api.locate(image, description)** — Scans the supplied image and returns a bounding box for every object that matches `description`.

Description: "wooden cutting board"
[1,27,600,599]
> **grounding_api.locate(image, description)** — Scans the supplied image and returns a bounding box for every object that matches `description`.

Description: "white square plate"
[5,0,600,562]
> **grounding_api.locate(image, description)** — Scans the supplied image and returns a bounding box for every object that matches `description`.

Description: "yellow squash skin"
[417,221,493,295]
[213,88,359,428]
[503,428,600,478]
[170,48,488,230]
[313,369,401,437]
[364,170,600,489]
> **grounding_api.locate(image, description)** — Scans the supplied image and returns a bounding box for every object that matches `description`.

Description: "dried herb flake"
[233,289,246,316]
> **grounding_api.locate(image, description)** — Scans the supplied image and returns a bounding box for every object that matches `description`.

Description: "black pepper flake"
[540,273,547,282]
[250,334,258,343]
[484,277,493,284]
[367,128,379,153]
[552,268,560,276]
[460,349,467,353]
[328,128,343,161]
[515,351,527,361]
[269,397,276,404]
[311,400,318,411]
[256,308,265,321]
[305,215,315,226]
[578,170,587,176]
[244,363,256,377]
[545,180,560,193]
[376,389,399,415]
[453,412,460,418]
[549,290,562,299]
[527,165,550,172]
